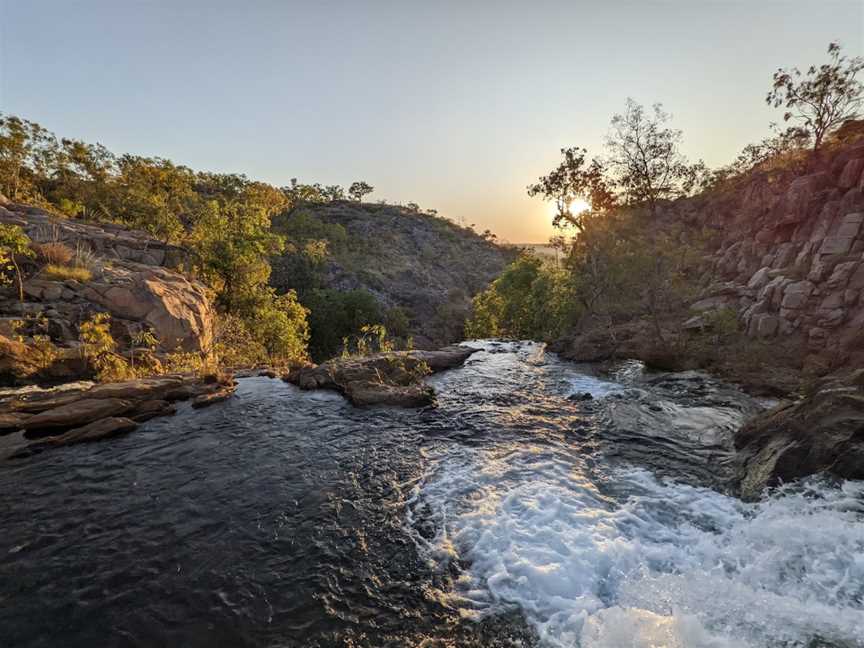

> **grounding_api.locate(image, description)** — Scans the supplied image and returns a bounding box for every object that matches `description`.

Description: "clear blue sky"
[1,1,862,242]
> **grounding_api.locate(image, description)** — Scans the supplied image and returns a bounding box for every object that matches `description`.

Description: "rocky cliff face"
[271,201,514,346]
[681,141,864,374]
[0,197,214,356]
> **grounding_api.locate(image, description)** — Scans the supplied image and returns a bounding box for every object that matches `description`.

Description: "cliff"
[685,140,864,374]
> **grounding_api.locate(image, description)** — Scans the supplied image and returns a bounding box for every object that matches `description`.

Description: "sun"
[569,198,590,214]
[549,198,591,219]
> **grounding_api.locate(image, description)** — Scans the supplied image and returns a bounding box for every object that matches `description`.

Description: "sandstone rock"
[746,267,772,290]
[0,205,213,355]
[191,385,237,408]
[817,308,846,328]
[826,260,859,288]
[753,314,779,338]
[0,412,30,432]
[781,281,814,309]
[22,398,133,430]
[839,158,864,188]
[735,377,864,500]
[820,291,845,310]
[287,346,478,408]
[85,377,185,401]
[848,263,864,291]
[344,381,435,407]
[819,236,854,256]
[130,399,176,422]
[782,172,830,223]
[45,417,138,447]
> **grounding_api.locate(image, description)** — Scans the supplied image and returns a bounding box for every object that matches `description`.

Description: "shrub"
[79,313,134,382]
[164,350,207,374]
[43,264,92,282]
[0,223,34,301]
[34,241,73,265]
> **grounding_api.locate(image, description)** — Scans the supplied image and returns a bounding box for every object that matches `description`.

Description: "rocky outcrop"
[0,197,214,358]
[1,374,236,457]
[286,345,477,407]
[734,370,864,499]
[271,202,513,347]
[681,140,864,374]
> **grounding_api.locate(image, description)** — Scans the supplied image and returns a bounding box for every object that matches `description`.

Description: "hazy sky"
[1,1,862,242]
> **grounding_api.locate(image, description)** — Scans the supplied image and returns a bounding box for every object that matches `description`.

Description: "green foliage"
[342,323,393,357]
[306,288,383,361]
[767,42,864,151]
[348,180,374,202]
[79,313,135,382]
[190,199,284,313]
[465,254,579,340]
[0,223,34,300]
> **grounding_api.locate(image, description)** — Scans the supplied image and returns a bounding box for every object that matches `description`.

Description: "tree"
[606,99,704,213]
[0,114,58,202]
[767,42,864,153]
[190,199,284,313]
[348,181,373,202]
[0,224,33,301]
[528,147,616,230]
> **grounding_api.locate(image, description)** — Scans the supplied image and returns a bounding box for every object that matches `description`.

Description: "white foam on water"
[407,445,864,648]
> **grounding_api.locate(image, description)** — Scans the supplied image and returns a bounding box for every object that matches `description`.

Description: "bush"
[465,254,579,341]
[34,241,73,265]
[78,313,135,382]
[306,288,383,361]
[43,264,92,282]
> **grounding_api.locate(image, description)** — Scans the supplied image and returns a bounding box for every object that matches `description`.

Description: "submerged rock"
[286,345,477,407]
[735,370,864,499]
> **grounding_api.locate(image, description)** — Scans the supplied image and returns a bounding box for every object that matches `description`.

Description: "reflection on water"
[0,341,861,647]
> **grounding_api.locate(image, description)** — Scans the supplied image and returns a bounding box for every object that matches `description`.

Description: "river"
[1,341,862,647]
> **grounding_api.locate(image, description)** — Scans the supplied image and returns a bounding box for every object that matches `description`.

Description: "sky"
[1,1,863,242]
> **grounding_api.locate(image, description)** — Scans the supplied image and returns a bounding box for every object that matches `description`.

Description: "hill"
[270,201,513,354]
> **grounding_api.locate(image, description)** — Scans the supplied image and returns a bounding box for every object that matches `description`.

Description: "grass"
[34,241,73,265]
[43,263,93,282]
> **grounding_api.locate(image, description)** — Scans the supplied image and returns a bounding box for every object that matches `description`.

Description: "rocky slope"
[271,201,514,346]
[683,141,864,375]
[0,196,214,382]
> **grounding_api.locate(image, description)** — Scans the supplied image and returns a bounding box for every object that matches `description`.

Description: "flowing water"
[1,341,862,647]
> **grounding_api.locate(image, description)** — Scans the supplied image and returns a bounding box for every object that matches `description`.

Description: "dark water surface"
[1,342,862,647]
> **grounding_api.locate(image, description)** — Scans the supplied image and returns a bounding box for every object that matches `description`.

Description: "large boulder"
[734,371,864,499]
[81,265,213,352]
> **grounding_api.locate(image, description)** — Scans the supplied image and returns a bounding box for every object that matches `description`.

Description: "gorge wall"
[675,140,864,375]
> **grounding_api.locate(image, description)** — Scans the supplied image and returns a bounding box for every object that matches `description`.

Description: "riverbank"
[0,373,238,458]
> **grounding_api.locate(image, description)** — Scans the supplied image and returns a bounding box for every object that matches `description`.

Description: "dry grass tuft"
[42,264,93,282]
[34,241,74,265]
